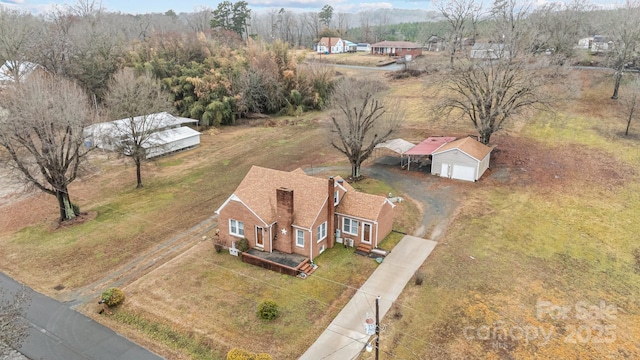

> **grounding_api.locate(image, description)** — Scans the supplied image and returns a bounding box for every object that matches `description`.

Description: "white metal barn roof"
[144,126,200,148]
[374,139,416,154]
[84,112,197,139]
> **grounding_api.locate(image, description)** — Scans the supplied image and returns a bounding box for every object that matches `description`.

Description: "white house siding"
[356,43,371,52]
[478,153,490,179]
[431,150,479,181]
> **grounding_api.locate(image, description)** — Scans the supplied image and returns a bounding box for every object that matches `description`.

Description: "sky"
[0,0,437,14]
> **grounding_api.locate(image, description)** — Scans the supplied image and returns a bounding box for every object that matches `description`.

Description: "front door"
[256,226,264,248]
[440,163,450,178]
[362,223,372,245]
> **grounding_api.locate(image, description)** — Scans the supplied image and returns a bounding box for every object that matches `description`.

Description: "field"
[369,71,640,359]
[1,53,640,359]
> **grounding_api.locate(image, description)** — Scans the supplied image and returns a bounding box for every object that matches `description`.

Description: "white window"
[317,222,327,242]
[334,190,339,205]
[296,229,305,247]
[229,219,244,237]
[343,218,359,235]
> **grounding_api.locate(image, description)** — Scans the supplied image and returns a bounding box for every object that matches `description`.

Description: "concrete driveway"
[0,272,163,360]
[300,235,437,360]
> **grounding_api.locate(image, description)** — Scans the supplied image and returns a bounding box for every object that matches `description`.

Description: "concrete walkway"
[300,235,437,360]
[0,272,163,360]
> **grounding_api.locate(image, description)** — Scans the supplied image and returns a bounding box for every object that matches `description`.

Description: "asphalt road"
[0,272,163,360]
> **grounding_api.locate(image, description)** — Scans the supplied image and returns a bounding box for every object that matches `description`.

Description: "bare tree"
[303,12,321,42]
[436,59,549,144]
[528,0,592,63]
[187,6,213,33]
[0,8,40,83]
[373,11,390,43]
[435,0,550,145]
[329,78,402,180]
[336,12,349,37]
[0,286,30,357]
[360,11,374,44]
[618,75,640,136]
[608,0,640,99]
[104,69,172,188]
[435,0,482,66]
[0,75,93,222]
[67,0,103,18]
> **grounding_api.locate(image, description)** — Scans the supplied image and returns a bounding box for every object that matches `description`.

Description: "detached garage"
[431,137,492,182]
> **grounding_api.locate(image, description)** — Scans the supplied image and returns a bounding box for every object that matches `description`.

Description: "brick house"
[370,41,423,58]
[215,166,395,261]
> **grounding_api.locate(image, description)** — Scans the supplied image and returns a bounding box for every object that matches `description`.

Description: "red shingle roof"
[227,166,390,228]
[234,166,328,229]
[336,191,389,221]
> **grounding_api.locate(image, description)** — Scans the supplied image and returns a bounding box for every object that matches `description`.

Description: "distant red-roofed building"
[215,166,395,262]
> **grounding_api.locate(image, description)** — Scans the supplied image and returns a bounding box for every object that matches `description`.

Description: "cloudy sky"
[0,0,436,14]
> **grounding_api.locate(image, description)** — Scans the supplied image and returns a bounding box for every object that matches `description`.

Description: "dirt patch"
[49,211,98,230]
[486,134,634,190]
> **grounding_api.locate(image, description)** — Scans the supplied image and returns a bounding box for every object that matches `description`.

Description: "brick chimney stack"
[327,177,335,248]
[276,188,294,254]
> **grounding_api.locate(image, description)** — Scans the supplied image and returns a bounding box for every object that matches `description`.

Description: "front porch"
[243,249,316,278]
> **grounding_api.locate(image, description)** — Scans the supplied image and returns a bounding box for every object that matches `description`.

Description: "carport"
[374,138,416,168]
[404,137,456,170]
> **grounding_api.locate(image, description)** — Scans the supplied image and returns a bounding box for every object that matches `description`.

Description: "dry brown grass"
[0,117,344,294]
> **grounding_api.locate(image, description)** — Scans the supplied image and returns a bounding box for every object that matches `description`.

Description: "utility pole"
[375,295,380,360]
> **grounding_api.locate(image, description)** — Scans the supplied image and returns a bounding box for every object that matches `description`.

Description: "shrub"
[257,300,280,321]
[236,238,250,252]
[226,348,272,360]
[227,348,253,360]
[414,270,424,286]
[101,287,125,307]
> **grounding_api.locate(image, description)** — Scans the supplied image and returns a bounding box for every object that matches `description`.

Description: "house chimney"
[327,177,335,248]
[276,188,294,254]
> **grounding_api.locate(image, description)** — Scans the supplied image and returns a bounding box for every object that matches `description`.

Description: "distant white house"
[317,37,347,54]
[84,112,201,158]
[577,37,594,49]
[356,43,371,52]
[470,43,510,59]
[344,40,357,52]
[0,61,45,85]
[590,35,613,53]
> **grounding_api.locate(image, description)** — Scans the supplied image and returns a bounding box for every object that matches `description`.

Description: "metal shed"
[144,126,201,158]
[84,112,200,157]
[431,137,492,182]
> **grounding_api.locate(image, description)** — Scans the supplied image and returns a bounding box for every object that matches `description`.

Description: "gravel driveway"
[307,155,461,240]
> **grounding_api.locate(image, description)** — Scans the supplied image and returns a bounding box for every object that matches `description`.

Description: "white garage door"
[451,165,476,182]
